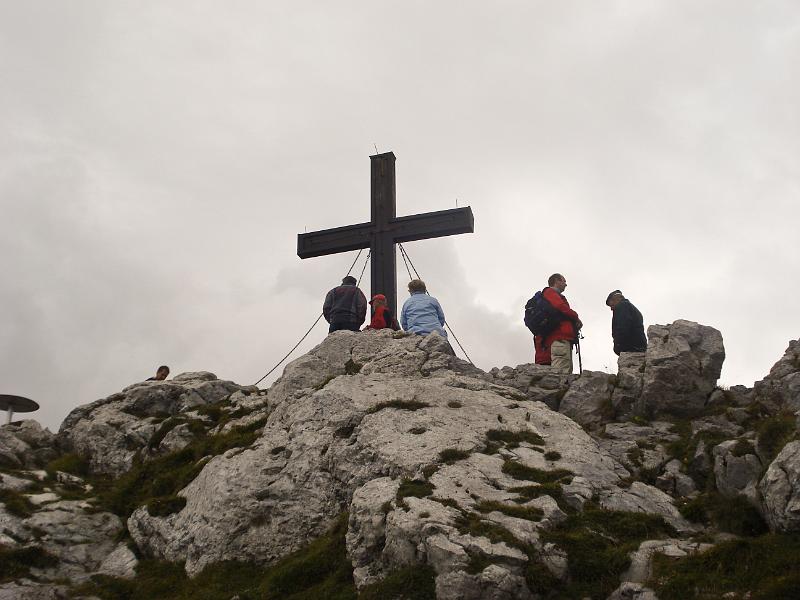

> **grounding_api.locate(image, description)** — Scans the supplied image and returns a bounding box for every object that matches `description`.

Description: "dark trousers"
[329,321,361,333]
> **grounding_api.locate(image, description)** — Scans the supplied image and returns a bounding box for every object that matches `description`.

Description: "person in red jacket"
[535,273,582,374]
[364,294,400,331]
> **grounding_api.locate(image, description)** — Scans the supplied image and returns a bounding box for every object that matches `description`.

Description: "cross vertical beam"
[370,153,398,315]
[297,152,474,317]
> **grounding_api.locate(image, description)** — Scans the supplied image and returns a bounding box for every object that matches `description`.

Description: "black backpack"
[524,290,562,337]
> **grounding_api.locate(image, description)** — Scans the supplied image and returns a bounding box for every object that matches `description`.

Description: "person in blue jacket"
[400,279,447,338]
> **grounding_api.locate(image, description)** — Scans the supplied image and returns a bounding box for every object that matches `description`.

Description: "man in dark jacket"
[323,275,368,333]
[606,290,647,355]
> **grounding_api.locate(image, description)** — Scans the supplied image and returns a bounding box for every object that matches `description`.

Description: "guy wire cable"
[397,244,475,365]
[253,248,368,386]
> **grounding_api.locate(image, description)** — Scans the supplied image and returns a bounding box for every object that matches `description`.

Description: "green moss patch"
[74,514,356,600]
[486,429,545,448]
[368,400,430,414]
[652,533,800,600]
[454,512,522,549]
[757,413,796,463]
[0,544,59,582]
[677,492,768,537]
[359,564,436,600]
[95,418,267,519]
[509,484,570,512]
[502,460,574,485]
[45,453,90,478]
[541,506,676,599]
[475,500,543,522]
[543,451,562,461]
[397,479,434,502]
[731,439,757,457]
[439,448,471,464]
[0,489,34,518]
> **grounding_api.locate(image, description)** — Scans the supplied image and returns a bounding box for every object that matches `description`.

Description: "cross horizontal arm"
[391,207,474,244]
[297,222,373,259]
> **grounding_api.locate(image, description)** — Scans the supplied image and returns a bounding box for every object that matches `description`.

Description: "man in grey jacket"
[323,276,368,333]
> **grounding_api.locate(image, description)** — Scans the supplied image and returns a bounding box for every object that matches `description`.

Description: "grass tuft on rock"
[486,429,545,448]
[45,453,90,478]
[397,479,434,502]
[359,564,436,600]
[502,460,574,485]
[0,489,35,518]
[0,544,59,582]
[95,417,267,519]
[541,505,676,600]
[368,400,430,414]
[652,533,800,600]
[756,413,796,463]
[676,492,768,537]
[454,512,523,549]
[73,514,357,600]
[509,483,570,512]
[438,448,471,464]
[475,500,543,522]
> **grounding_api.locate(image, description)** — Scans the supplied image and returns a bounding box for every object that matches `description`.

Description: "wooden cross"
[297,152,474,316]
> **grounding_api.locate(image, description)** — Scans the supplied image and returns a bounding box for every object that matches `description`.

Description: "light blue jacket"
[401,292,447,338]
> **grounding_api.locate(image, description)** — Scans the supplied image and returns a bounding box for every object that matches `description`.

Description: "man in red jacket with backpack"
[533,273,582,374]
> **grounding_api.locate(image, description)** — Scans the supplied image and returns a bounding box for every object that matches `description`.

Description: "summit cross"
[297,151,474,316]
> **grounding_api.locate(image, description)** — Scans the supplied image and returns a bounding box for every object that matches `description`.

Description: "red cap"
[369,294,386,304]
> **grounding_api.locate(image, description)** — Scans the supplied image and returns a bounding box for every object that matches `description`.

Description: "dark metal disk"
[0,394,39,413]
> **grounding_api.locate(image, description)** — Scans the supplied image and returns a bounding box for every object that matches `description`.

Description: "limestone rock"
[606,581,660,600]
[655,459,696,498]
[713,440,762,505]
[487,364,571,409]
[26,500,124,582]
[611,352,646,419]
[636,320,725,419]
[128,331,624,581]
[621,538,713,584]
[96,542,139,579]
[753,339,800,412]
[760,440,800,532]
[0,420,57,469]
[558,370,614,430]
[0,580,69,600]
[598,482,693,533]
[436,565,535,600]
[58,372,246,476]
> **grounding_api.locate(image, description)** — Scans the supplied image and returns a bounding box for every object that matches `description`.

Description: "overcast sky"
[1,1,798,431]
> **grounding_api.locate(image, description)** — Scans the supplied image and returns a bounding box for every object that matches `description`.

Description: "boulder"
[487,364,571,410]
[128,330,627,584]
[58,372,246,476]
[760,440,800,532]
[0,421,57,469]
[753,339,800,412]
[636,320,725,419]
[558,370,614,430]
[611,352,646,419]
[712,440,762,505]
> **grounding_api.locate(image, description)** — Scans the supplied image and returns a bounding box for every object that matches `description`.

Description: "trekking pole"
[576,330,584,375]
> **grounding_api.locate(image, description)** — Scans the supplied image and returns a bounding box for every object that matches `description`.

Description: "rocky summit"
[1,322,799,599]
